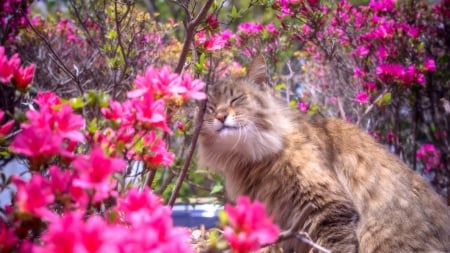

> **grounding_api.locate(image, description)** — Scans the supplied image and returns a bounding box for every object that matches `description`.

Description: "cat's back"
[313,117,450,252]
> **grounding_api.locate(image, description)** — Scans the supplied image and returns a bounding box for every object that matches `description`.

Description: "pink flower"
[353,66,365,78]
[133,95,170,132]
[24,103,85,143]
[0,47,19,83]
[354,45,370,56]
[12,174,54,216]
[206,14,219,30]
[356,91,369,104]
[129,66,179,99]
[369,0,396,12]
[49,165,72,195]
[416,144,441,172]
[266,22,280,37]
[0,109,14,137]
[11,127,62,158]
[13,63,35,90]
[179,72,206,100]
[33,212,116,253]
[298,101,309,112]
[0,220,18,253]
[223,196,279,253]
[139,131,174,168]
[238,22,264,36]
[115,187,194,252]
[364,82,377,92]
[424,57,436,72]
[72,147,126,202]
[34,91,61,109]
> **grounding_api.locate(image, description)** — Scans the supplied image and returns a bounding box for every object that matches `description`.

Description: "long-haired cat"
[198,56,450,252]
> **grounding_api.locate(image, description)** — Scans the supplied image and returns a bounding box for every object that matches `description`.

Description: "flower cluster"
[222,197,280,253]
[416,144,441,172]
[0,46,35,90]
[1,0,33,41]
[32,187,193,253]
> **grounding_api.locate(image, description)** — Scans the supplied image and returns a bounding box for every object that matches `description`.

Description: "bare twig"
[174,0,214,74]
[167,0,214,207]
[23,15,84,95]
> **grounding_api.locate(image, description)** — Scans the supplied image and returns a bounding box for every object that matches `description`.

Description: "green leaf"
[274,83,286,90]
[106,30,117,39]
[377,92,392,106]
[211,183,223,194]
[69,97,84,110]
[231,6,239,18]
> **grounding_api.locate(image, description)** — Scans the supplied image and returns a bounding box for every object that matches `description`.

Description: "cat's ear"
[247,55,269,88]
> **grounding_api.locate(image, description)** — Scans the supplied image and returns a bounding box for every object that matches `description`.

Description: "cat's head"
[198,56,293,168]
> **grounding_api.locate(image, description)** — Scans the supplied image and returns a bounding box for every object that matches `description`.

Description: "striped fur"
[198,57,450,252]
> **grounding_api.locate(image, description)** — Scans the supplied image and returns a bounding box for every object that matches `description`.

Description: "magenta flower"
[424,57,436,72]
[33,91,61,109]
[0,47,18,83]
[416,144,441,172]
[11,127,62,158]
[369,0,396,13]
[140,131,174,168]
[223,196,279,253]
[128,66,179,99]
[12,174,54,216]
[238,22,264,36]
[133,95,170,132]
[179,72,206,100]
[0,220,18,253]
[356,91,369,104]
[266,22,280,37]
[298,101,309,112]
[115,187,194,253]
[33,212,114,253]
[0,109,14,137]
[24,103,85,143]
[13,63,35,90]
[72,147,126,202]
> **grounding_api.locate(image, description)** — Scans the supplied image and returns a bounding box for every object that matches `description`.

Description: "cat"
[198,56,450,253]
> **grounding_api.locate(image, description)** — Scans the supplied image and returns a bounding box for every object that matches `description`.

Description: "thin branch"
[174,0,214,74]
[23,15,84,95]
[168,95,208,207]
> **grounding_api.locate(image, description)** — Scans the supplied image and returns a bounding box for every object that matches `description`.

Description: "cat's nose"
[216,112,228,123]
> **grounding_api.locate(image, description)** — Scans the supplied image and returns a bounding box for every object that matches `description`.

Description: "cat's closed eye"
[230,94,246,106]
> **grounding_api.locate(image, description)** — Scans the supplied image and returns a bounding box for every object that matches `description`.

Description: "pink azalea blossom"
[115,187,194,252]
[33,91,61,109]
[12,174,54,216]
[139,131,174,168]
[24,103,85,143]
[0,220,18,252]
[133,94,170,132]
[223,196,279,253]
[0,47,20,83]
[11,127,62,158]
[0,109,14,137]
[238,22,264,36]
[33,212,116,253]
[266,22,280,37]
[206,14,219,30]
[72,147,126,202]
[416,144,441,172]
[356,91,369,104]
[424,57,436,72]
[369,0,396,13]
[48,165,72,195]
[298,101,309,112]
[13,63,35,90]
